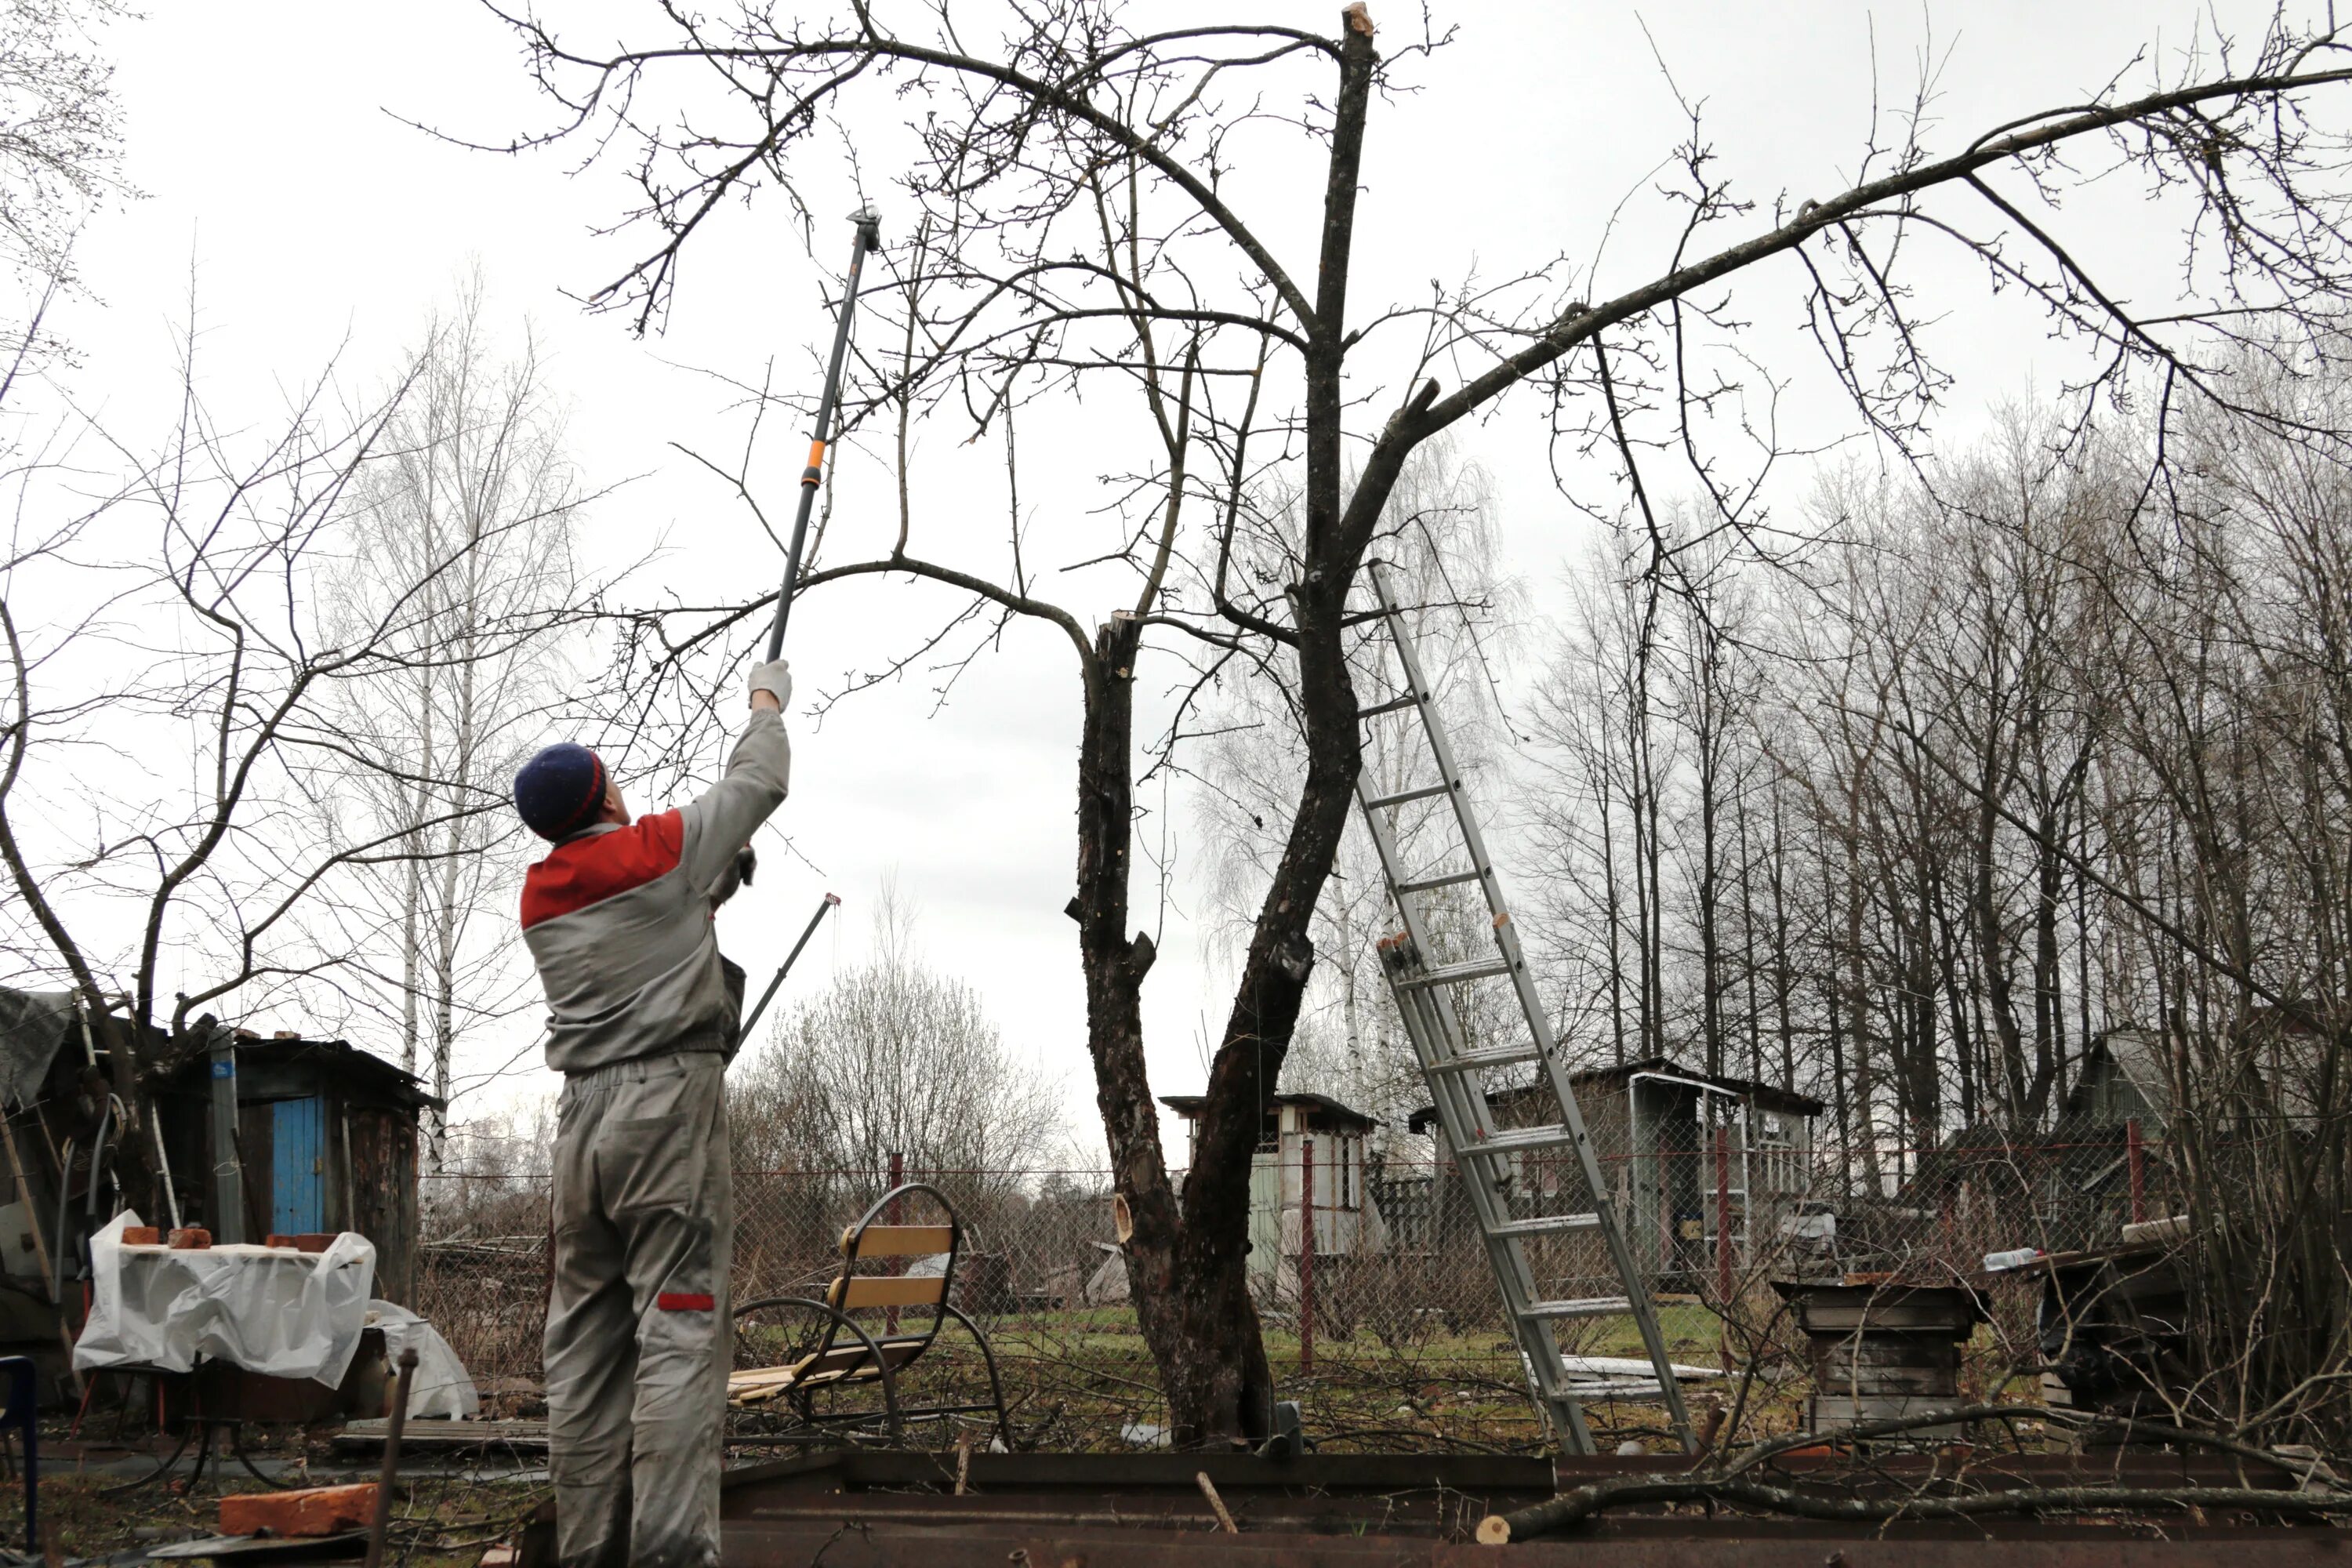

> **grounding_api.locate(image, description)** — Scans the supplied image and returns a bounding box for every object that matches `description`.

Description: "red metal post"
[887,1150,905,1334]
[1660,1144,1675,1274]
[2125,1118,2147,1225]
[1714,1125,1733,1305]
[1299,1135,1316,1374]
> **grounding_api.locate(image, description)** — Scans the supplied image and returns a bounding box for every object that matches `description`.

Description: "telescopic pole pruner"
[764,208,883,661]
[735,892,843,1050]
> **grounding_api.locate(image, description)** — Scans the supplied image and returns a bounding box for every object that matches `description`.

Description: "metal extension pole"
[735,893,844,1050]
[764,209,883,661]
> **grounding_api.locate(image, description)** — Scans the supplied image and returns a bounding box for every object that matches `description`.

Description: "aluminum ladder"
[1351,559,1694,1455]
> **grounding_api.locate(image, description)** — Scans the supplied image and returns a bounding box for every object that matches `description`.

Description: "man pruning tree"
[511,655,793,1568]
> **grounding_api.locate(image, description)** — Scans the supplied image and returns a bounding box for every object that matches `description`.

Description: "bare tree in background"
[0,0,135,358]
[0,314,593,1221]
[323,274,593,1168]
[485,0,2352,1442]
[728,887,1064,1204]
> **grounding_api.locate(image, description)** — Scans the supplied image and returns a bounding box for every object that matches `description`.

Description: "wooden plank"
[333,1417,547,1450]
[830,1275,946,1310]
[731,1340,925,1404]
[845,1224,954,1259]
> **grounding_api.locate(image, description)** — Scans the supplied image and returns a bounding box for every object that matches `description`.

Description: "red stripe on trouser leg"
[657,1292,714,1311]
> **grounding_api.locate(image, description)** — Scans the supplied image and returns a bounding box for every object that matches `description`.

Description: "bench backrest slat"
[841,1224,956,1259]
[829,1274,949,1311]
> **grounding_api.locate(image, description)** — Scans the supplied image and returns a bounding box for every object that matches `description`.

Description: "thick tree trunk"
[1068,619,1192,1419]
[1168,575,1363,1443]
[1145,14,1381,1446]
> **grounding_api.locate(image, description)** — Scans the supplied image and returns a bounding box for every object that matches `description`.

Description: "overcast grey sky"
[36,0,2323,1156]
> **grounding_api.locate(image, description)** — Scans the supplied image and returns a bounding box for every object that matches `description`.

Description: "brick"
[263,1232,335,1253]
[220,1483,378,1537]
[167,1228,212,1250]
[119,1227,161,1246]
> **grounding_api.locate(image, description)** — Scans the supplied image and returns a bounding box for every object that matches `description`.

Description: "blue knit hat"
[514,743,608,840]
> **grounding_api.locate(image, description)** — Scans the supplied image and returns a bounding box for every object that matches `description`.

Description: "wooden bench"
[728,1183,1011,1448]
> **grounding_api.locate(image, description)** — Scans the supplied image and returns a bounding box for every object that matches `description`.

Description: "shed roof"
[2063,1029,2173,1123]
[1160,1091,1378,1134]
[1407,1055,1823,1134]
[160,1034,441,1112]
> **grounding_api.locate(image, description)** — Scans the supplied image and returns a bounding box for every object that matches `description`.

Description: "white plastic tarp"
[364,1298,480,1419]
[74,1210,377,1387]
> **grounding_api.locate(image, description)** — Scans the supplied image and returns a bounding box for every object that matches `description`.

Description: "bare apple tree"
[482,0,2352,1442]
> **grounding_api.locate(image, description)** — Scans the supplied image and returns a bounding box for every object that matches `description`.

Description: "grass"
[731,1299,1749,1454]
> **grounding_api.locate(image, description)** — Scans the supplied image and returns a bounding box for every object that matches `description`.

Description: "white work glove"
[747,658,792,707]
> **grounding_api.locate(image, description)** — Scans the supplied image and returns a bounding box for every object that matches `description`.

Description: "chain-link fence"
[415,1127,2181,1450]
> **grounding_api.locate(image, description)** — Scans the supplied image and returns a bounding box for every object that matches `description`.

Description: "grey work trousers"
[545,1051,733,1568]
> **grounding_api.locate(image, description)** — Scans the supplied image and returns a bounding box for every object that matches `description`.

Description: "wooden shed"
[153,1033,437,1305]
[1406,1056,1823,1285]
[1160,1091,1388,1290]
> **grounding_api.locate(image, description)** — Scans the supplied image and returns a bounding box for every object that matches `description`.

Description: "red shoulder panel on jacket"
[520,811,684,929]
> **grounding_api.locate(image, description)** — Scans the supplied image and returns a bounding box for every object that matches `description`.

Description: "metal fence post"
[2125,1119,2147,1225]
[1713,1125,1733,1305]
[1299,1135,1316,1375]
[887,1151,905,1334]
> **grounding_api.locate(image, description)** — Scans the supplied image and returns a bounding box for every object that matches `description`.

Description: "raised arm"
[681,659,792,895]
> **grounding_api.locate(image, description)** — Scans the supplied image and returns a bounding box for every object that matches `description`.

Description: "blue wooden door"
[271,1097,325,1234]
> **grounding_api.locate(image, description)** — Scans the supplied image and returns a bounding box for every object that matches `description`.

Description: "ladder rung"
[1425,1044,1542,1074]
[1523,1297,1632,1321]
[1366,780,1452,809]
[1359,692,1421,718]
[1490,1212,1600,1240]
[1463,1124,1577,1156]
[1398,868,1486,894]
[1397,958,1512,989]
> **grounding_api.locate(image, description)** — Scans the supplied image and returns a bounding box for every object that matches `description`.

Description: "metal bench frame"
[729,1182,1011,1449]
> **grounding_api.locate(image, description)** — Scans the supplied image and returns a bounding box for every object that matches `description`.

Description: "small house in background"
[2064,1029,2172,1129]
[1405,1056,1822,1285]
[1904,1028,2181,1256]
[153,1033,437,1305]
[1160,1091,1388,1293]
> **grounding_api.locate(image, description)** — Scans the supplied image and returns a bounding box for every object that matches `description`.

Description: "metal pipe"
[1300,1135,1316,1374]
[49,1139,71,1298]
[208,1033,245,1244]
[1712,1127,1732,1304]
[149,1113,181,1232]
[764,209,883,661]
[84,1099,112,1227]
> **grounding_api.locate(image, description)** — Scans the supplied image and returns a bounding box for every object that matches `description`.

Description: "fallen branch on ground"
[1484,1402,2352,1542]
